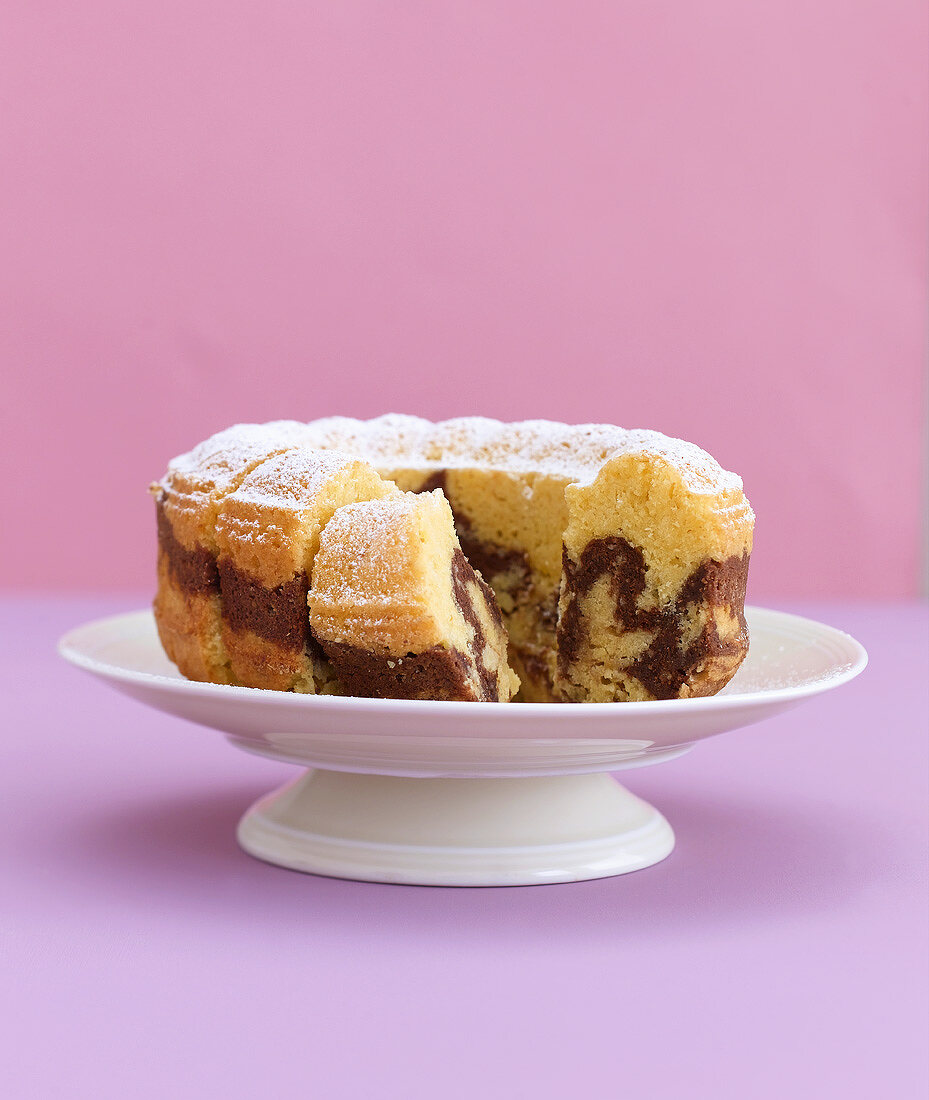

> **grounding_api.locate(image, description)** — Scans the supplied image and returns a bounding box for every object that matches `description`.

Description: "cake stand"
[58,607,866,886]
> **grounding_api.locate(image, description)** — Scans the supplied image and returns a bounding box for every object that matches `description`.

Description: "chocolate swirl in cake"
[155,495,219,596]
[558,537,750,699]
[215,561,311,654]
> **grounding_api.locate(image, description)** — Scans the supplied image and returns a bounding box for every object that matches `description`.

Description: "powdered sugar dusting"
[228,447,358,507]
[304,415,744,495]
[164,421,314,492]
[159,416,747,506]
[305,415,434,464]
[315,494,434,606]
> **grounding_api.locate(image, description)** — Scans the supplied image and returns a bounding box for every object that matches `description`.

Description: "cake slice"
[213,448,396,691]
[308,491,519,701]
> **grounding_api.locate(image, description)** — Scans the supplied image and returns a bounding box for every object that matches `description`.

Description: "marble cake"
[152,416,753,702]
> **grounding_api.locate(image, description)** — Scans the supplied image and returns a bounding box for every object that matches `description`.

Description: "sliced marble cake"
[213,448,396,691]
[308,491,519,702]
[153,417,753,703]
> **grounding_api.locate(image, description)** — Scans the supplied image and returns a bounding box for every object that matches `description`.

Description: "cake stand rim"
[58,604,868,718]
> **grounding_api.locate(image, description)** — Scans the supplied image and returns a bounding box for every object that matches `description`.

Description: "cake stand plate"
[59,607,866,886]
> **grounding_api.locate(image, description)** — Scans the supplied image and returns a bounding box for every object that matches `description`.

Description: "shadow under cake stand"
[59,607,866,886]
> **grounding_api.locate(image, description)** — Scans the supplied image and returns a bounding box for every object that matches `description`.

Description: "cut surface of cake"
[308,492,519,702]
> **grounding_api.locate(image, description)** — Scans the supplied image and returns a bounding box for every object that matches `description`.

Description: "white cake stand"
[59,607,866,886]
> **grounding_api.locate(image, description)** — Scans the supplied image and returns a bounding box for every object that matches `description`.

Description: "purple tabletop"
[2,596,926,1099]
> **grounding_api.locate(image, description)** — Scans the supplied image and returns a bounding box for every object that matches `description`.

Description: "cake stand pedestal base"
[237,769,674,886]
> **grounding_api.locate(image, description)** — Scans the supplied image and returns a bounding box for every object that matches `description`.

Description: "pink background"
[2,2,926,596]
